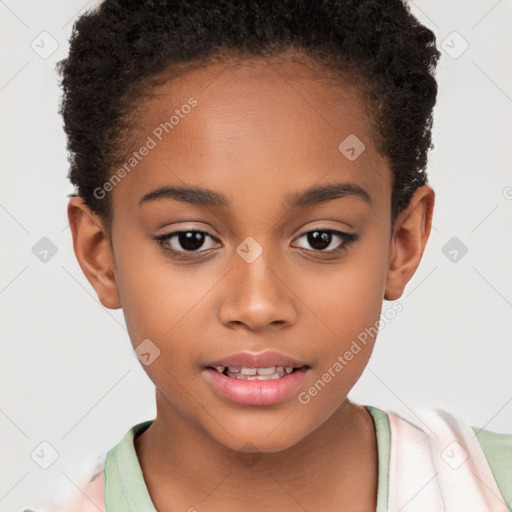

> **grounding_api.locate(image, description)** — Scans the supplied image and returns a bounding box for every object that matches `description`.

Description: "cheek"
[293,237,390,402]
[292,264,385,418]
[301,254,387,346]
[114,239,202,349]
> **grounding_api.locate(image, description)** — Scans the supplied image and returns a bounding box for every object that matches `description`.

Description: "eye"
[293,228,358,254]
[153,227,358,259]
[154,229,220,256]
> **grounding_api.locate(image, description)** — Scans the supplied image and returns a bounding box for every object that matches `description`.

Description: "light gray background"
[1,1,511,510]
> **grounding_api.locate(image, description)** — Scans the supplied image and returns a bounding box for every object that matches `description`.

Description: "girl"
[27,0,512,510]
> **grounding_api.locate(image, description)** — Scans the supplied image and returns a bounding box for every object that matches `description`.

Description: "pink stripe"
[53,472,105,512]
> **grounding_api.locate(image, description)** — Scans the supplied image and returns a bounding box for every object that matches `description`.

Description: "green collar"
[104,419,157,510]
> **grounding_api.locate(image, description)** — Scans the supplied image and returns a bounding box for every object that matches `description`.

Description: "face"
[69,56,433,453]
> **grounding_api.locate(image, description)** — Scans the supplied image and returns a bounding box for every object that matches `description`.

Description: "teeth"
[223,365,294,380]
[213,365,302,379]
[240,367,257,375]
[261,373,280,379]
[256,366,276,375]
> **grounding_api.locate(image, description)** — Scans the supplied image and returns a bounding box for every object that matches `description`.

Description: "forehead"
[134,56,374,152]
[112,57,391,217]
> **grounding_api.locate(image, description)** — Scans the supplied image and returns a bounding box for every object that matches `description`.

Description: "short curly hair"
[57,0,441,230]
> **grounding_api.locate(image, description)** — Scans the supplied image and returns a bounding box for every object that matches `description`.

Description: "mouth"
[202,351,310,406]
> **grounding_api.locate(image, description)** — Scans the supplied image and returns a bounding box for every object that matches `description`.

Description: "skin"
[68,55,434,511]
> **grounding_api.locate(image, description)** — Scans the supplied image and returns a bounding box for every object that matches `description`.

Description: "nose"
[217,248,297,332]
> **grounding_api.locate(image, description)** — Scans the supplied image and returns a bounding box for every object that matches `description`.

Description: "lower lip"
[203,367,308,406]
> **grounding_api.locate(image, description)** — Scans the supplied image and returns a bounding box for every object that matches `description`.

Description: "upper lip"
[206,351,309,369]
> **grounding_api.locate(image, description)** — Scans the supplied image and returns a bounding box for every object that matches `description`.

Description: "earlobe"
[384,185,435,301]
[67,196,121,309]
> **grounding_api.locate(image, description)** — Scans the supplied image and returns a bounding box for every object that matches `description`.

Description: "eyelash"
[153,228,359,260]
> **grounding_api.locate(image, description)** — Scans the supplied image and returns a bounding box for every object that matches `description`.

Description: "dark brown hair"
[57,0,441,229]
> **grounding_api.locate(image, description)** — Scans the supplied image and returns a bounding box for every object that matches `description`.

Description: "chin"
[206,416,311,454]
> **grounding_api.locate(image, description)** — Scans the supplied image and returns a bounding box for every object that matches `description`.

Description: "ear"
[384,184,435,301]
[67,196,121,309]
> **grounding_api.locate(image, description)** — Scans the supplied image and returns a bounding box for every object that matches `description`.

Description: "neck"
[134,393,378,511]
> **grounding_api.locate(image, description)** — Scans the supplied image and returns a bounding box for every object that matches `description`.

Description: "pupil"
[179,231,205,251]
[308,230,331,250]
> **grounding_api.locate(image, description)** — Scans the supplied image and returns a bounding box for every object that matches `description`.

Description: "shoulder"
[22,464,106,512]
[471,425,512,512]
[54,471,105,512]
[21,422,154,512]
[384,406,512,510]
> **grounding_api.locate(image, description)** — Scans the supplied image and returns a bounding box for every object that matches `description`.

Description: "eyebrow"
[138,182,372,209]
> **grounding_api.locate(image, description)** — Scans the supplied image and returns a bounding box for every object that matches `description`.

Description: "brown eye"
[175,231,207,251]
[155,230,220,254]
[306,230,333,251]
[294,229,358,253]
[153,227,358,261]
